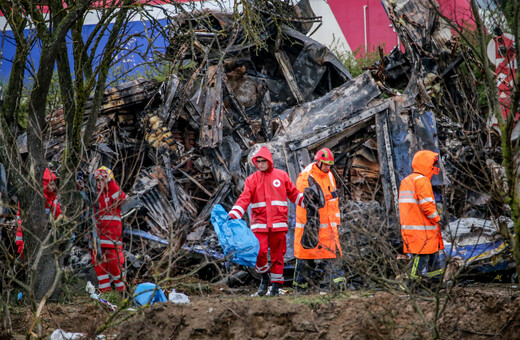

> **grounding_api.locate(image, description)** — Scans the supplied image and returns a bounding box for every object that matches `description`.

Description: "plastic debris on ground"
[168,289,190,304]
[50,329,107,340]
[86,281,118,311]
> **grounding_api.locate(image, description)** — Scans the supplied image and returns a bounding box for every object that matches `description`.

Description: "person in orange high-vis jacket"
[16,168,61,258]
[399,150,444,281]
[293,148,345,293]
[229,146,305,297]
[93,166,127,293]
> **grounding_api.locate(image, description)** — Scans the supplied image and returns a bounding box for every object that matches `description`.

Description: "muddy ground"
[5,282,520,339]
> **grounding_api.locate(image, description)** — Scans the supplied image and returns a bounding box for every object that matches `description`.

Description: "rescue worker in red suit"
[93,166,127,293]
[293,148,345,293]
[229,146,305,296]
[16,168,61,258]
[398,150,444,282]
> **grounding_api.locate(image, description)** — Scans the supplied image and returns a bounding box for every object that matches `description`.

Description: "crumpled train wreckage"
[3,0,515,287]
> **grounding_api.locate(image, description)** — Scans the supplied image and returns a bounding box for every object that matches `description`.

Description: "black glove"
[303,187,317,206]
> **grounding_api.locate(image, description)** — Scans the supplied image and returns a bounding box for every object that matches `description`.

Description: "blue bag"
[133,282,167,306]
[211,204,260,268]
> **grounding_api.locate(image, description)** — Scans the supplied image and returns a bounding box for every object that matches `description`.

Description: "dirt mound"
[115,286,520,340]
[7,285,520,339]
[115,292,429,339]
[440,286,520,339]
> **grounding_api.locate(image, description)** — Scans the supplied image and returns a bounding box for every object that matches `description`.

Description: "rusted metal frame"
[221,72,253,126]
[438,55,464,79]
[193,182,231,226]
[221,72,261,147]
[163,154,182,220]
[177,168,212,197]
[183,102,202,130]
[288,102,390,151]
[331,167,349,198]
[170,37,215,129]
[199,65,224,147]
[261,90,274,140]
[282,144,310,183]
[141,193,168,232]
[144,216,164,237]
[175,184,198,217]
[149,187,174,225]
[160,74,180,121]
[274,48,305,104]
[375,106,400,226]
[173,152,196,171]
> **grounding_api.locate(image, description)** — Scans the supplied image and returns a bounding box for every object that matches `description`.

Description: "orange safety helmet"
[314,148,334,165]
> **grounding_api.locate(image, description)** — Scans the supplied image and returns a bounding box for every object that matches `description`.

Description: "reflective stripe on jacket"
[16,169,62,256]
[294,162,342,259]
[97,179,126,248]
[399,150,443,255]
[230,146,304,232]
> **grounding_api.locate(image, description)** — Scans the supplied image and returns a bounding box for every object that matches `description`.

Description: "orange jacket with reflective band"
[399,150,443,254]
[294,163,342,259]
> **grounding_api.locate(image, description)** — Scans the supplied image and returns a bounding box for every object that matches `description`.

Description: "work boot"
[268,282,282,297]
[257,273,269,296]
[293,286,309,295]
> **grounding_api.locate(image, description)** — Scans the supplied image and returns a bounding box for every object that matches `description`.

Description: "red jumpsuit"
[229,146,304,284]
[94,179,126,292]
[16,168,61,257]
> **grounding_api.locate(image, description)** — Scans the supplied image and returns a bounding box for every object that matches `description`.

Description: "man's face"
[432,156,440,175]
[46,180,57,193]
[318,161,331,173]
[256,157,269,172]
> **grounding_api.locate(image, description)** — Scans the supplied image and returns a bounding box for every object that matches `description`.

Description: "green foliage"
[108,61,173,84]
[15,98,28,129]
[100,290,124,306]
[329,40,382,78]
[57,270,89,304]
[46,72,62,117]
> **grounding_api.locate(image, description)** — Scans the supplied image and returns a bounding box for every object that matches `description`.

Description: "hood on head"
[43,168,57,194]
[412,150,439,179]
[252,146,273,171]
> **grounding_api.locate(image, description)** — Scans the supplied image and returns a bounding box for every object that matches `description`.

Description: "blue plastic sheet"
[133,282,167,306]
[211,204,260,268]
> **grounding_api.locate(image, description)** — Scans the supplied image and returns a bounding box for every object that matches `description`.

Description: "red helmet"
[314,148,334,165]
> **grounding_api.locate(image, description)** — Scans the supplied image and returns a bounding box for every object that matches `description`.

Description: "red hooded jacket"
[229,146,304,232]
[16,168,61,255]
[96,179,126,248]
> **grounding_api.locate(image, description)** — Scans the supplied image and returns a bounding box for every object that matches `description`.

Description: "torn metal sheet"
[199,65,224,148]
[441,218,512,269]
[275,72,382,149]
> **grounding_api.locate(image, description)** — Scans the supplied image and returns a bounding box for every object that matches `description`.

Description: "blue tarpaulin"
[133,282,167,306]
[211,204,260,268]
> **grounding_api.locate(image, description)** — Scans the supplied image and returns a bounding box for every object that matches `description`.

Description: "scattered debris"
[2,0,516,292]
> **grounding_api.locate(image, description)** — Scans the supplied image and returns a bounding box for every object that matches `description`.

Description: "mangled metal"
[4,0,516,288]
